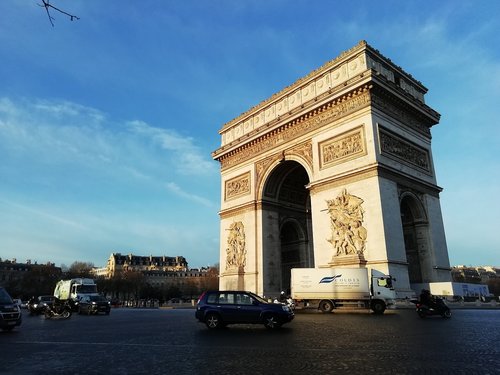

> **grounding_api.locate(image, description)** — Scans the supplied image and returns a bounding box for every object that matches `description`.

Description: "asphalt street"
[1,307,499,374]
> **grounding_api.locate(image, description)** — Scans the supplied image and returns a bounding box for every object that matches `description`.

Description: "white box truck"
[291,268,396,314]
[53,278,98,302]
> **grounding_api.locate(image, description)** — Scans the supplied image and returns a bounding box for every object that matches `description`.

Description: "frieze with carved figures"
[225,172,251,201]
[379,127,430,172]
[320,127,366,169]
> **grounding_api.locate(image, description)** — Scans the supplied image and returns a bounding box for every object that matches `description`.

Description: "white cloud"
[165,181,214,207]
[0,97,217,180]
[0,97,221,266]
[128,120,217,176]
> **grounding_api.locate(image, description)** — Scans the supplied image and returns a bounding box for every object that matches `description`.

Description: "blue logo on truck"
[319,275,342,283]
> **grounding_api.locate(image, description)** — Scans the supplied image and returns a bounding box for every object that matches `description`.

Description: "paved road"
[1,308,499,374]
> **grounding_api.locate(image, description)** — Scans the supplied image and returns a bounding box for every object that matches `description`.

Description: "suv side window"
[206,293,217,304]
[235,293,253,305]
[218,292,234,304]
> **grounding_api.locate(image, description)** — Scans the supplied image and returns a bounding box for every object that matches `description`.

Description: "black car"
[0,287,22,331]
[78,295,111,315]
[195,290,294,329]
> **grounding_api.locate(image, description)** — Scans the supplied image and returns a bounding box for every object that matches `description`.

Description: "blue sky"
[0,1,499,268]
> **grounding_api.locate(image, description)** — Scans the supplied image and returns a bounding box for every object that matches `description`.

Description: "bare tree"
[66,261,94,278]
[39,0,80,27]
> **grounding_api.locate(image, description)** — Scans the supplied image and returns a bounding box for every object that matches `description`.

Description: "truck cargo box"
[291,268,371,300]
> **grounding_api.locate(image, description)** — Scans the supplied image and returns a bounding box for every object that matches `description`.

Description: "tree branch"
[39,0,80,27]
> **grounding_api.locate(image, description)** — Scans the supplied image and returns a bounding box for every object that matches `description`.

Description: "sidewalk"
[395,299,500,310]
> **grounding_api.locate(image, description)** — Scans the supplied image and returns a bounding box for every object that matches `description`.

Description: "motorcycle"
[411,297,451,319]
[41,298,74,319]
[273,293,295,311]
[285,297,295,311]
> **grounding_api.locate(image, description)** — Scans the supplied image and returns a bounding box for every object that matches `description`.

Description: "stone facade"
[99,253,217,296]
[105,253,188,278]
[212,41,451,298]
[0,259,59,288]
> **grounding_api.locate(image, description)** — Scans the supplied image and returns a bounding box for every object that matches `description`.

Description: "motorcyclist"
[419,289,436,309]
[279,291,287,303]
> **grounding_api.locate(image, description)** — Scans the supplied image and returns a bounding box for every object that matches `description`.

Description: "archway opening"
[261,161,313,297]
[400,194,428,284]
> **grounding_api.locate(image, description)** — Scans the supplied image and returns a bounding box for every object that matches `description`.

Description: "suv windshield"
[0,288,13,304]
[77,285,97,294]
[247,291,268,304]
[89,295,106,302]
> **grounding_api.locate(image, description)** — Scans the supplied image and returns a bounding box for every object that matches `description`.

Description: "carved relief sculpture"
[225,221,247,271]
[225,172,251,201]
[326,189,367,259]
[379,128,430,172]
[320,127,366,168]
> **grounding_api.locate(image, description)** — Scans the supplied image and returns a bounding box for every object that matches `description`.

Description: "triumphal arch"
[212,41,451,298]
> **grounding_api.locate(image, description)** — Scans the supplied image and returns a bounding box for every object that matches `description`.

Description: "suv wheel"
[205,313,222,329]
[263,314,281,329]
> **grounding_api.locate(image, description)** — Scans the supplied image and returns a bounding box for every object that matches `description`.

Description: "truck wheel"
[371,301,386,314]
[319,300,334,313]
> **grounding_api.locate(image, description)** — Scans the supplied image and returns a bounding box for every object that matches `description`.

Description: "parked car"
[27,295,56,315]
[195,290,294,329]
[78,295,111,315]
[0,287,22,331]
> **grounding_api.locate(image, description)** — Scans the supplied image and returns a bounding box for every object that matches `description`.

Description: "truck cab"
[370,270,396,313]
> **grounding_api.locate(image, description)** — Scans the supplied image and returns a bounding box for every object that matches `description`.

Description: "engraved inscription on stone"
[379,128,430,172]
[320,127,366,168]
[225,172,251,201]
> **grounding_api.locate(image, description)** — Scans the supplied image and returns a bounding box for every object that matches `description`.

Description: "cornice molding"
[308,164,380,195]
[307,163,442,197]
[215,87,371,170]
[219,201,257,219]
[219,40,428,134]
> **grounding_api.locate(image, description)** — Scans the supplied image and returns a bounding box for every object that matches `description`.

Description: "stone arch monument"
[212,41,451,298]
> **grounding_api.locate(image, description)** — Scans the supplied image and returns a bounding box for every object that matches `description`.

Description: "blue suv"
[195,290,294,329]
